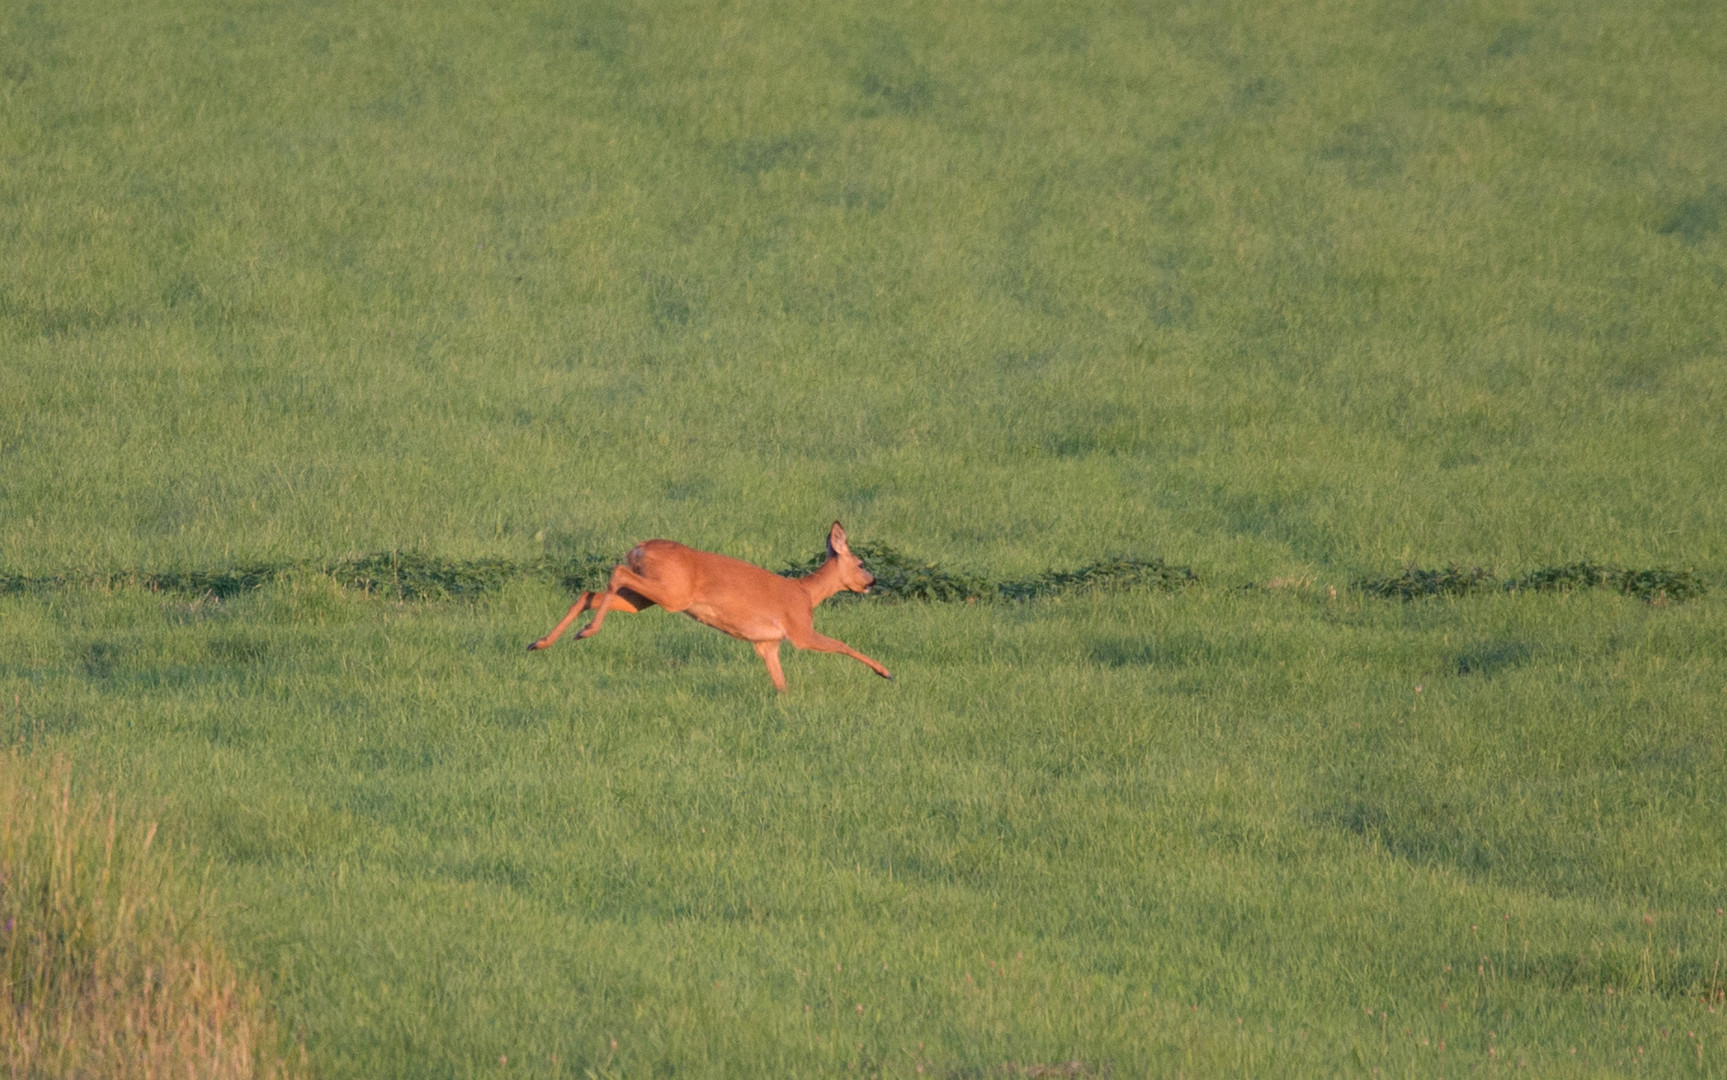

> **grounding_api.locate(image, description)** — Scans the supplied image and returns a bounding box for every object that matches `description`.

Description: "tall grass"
[0,753,298,1079]
[2,0,1725,1073]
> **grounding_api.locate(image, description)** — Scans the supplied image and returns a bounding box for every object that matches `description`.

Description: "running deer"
[527,522,893,692]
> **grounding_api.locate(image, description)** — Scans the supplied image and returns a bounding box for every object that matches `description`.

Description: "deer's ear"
[827,521,850,556]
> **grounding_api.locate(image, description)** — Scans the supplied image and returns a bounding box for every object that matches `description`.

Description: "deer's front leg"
[790,629,894,681]
[752,639,789,693]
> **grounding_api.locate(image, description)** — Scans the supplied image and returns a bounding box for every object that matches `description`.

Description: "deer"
[527,522,893,692]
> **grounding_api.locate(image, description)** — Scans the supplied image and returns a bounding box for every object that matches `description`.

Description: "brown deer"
[527,522,892,692]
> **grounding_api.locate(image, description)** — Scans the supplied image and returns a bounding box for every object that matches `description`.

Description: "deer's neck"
[797,557,847,609]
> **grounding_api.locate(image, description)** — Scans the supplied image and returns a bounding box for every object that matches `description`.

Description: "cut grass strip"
[1506,563,1709,603]
[1352,565,1499,601]
[0,546,1197,604]
[1357,564,1708,603]
[1,550,1708,604]
[782,542,1198,602]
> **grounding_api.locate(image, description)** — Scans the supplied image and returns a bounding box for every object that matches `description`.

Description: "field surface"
[2,0,1725,1075]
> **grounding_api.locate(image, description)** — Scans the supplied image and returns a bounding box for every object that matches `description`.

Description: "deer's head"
[827,522,875,593]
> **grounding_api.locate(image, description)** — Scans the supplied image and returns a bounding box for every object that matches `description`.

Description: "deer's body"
[527,523,892,692]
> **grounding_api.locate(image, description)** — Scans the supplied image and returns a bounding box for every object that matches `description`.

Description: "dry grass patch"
[0,754,299,1079]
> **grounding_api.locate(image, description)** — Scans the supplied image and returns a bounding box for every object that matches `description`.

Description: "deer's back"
[629,540,808,639]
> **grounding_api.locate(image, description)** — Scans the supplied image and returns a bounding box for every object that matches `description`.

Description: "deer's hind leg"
[529,591,600,651]
[573,565,674,640]
[528,574,655,652]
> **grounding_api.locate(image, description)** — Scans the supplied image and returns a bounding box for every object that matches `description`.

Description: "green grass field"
[3,0,1725,1075]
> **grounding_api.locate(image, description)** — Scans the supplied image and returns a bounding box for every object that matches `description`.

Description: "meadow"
[2,0,1725,1075]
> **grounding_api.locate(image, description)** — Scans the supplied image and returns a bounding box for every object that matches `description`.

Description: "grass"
[0,752,300,1077]
[3,0,1724,578]
[2,0,1725,1074]
[3,580,1725,1075]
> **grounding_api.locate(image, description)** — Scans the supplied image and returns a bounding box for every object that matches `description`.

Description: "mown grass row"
[1355,563,1709,604]
[1,547,1709,605]
[0,545,1195,604]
